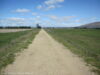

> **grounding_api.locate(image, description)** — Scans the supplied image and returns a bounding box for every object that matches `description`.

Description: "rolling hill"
[79,22,100,28]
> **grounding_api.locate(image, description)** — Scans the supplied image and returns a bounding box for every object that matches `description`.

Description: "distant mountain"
[78,22,100,28]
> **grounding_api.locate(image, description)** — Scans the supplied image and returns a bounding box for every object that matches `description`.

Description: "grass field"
[0,29,40,71]
[46,28,100,74]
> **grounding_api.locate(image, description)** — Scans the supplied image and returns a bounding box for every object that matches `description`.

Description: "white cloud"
[37,0,64,11]
[13,8,31,13]
[8,17,25,21]
[2,16,98,27]
[74,19,81,23]
[47,15,58,20]
[37,5,43,9]
[46,5,56,10]
[45,0,64,5]
[36,15,77,27]
[0,15,73,27]
[0,17,34,27]
[47,15,76,22]
[32,12,37,16]
[73,17,100,26]
[36,16,41,19]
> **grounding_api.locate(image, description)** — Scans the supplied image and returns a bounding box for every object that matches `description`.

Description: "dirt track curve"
[3,29,95,75]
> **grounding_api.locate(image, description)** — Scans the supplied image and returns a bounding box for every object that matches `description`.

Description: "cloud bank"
[37,0,64,11]
[13,8,31,13]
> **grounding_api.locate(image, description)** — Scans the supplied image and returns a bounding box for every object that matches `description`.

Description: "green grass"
[0,29,40,72]
[46,28,100,74]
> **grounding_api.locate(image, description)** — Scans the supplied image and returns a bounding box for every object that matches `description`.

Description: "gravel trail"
[3,29,95,75]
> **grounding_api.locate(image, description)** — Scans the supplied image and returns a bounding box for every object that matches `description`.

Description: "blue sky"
[0,0,100,27]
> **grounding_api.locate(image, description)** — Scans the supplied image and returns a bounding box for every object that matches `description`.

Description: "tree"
[36,24,41,29]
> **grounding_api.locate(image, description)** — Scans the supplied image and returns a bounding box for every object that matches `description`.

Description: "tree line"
[0,26,32,29]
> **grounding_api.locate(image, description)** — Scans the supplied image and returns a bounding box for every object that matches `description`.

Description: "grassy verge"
[0,29,40,72]
[46,28,100,74]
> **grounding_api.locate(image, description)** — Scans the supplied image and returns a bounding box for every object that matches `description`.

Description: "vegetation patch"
[46,28,100,74]
[0,29,40,72]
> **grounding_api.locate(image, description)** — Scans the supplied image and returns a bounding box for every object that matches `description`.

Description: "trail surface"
[3,29,95,75]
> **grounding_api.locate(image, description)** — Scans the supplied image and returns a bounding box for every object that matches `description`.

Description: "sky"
[0,0,100,27]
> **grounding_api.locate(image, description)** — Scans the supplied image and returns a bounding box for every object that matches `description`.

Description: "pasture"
[46,28,100,74]
[0,29,40,71]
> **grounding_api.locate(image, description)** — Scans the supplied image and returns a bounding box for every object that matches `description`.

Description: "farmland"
[46,28,100,74]
[0,29,40,71]
[0,29,31,33]
[2,29,95,75]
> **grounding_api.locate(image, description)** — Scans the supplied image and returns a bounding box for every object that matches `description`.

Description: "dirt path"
[3,29,95,75]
